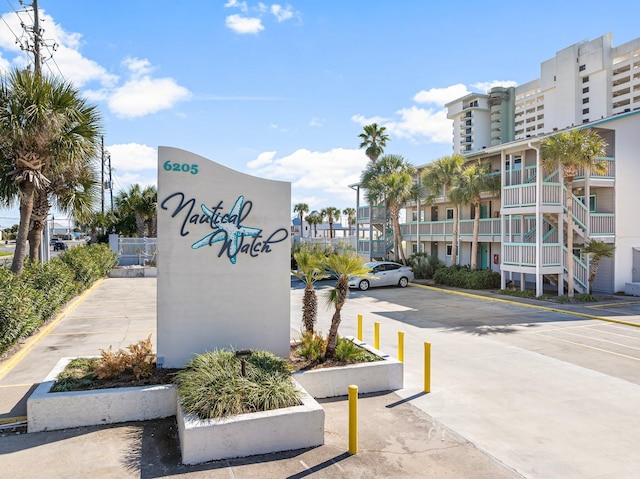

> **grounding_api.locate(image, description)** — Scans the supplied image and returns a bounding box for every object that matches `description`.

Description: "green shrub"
[59,243,117,290]
[407,252,444,279]
[175,350,301,419]
[297,331,326,362]
[0,243,116,355]
[433,265,501,289]
[498,289,537,299]
[335,337,379,362]
[0,268,41,353]
[575,293,598,302]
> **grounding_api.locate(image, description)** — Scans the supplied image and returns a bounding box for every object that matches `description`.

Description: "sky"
[0,0,639,228]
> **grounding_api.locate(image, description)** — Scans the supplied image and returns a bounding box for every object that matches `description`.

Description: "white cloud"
[0,11,118,88]
[246,148,368,209]
[247,151,276,168]
[224,0,249,12]
[351,114,391,126]
[470,80,518,92]
[355,80,516,145]
[385,106,452,144]
[107,57,191,118]
[225,14,264,34]
[271,4,294,22]
[309,117,324,127]
[107,143,157,172]
[413,84,470,106]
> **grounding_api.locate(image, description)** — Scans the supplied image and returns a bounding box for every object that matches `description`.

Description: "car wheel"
[398,277,409,288]
[358,280,370,291]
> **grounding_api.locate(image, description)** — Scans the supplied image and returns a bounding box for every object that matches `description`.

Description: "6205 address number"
[163,161,199,175]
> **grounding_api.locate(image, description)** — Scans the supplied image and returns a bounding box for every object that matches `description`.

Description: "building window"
[446,208,454,220]
[583,108,589,114]
[412,211,425,222]
[582,76,589,83]
[446,244,453,256]
[579,64,586,72]
[576,194,597,212]
[583,119,589,123]
[465,128,472,134]
[583,86,589,94]
[465,145,472,151]
[582,97,589,104]
[465,119,472,126]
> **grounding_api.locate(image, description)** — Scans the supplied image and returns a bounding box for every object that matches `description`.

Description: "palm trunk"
[451,205,459,266]
[135,213,145,238]
[28,190,50,262]
[566,178,575,298]
[302,285,317,334]
[470,198,480,270]
[11,182,36,275]
[588,258,600,294]
[325,278,349,359]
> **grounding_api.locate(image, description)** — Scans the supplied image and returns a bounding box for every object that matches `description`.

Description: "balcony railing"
[590,213,615,235]
[503,243,562,267]
[576,157,615,179]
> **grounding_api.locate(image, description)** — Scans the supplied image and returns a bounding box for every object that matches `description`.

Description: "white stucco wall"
[611,114,640,292]
[157,147,291,367]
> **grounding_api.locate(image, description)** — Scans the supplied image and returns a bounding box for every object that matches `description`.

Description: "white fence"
[112,235,157,266]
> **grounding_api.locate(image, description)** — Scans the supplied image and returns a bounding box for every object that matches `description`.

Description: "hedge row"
[0,244,117,355]
[433,265,501,289]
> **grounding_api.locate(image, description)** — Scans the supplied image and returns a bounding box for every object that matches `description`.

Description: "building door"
[431,206,438,221]
[633,247,640,282]
[478,243,488,269]
[431,242,438,258]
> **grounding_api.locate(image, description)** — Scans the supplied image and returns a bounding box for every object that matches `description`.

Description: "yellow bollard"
[348,384,358,454]
[424,342,431,393]
[398,331,404,362]
[374,322,380,350]
[357,314,363,341]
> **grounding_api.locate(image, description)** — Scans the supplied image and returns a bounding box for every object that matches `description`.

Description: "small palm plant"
[582,239,615,294]
[323,252,371,359]
[292,246,329,334]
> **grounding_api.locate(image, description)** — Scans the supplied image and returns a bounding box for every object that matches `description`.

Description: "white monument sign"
[157,147,291,368]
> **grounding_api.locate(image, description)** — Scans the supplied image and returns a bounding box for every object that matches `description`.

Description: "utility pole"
[32,0,41,75]
[108,152,114,212]
[101,136,105,216]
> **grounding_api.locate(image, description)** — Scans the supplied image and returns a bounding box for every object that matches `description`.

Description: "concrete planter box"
[292,339,403,399]
[177,384,324,465]
[27,358,176,432]
[109,266,157,278]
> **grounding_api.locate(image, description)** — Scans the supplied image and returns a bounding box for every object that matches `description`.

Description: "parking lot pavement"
[291,280,640,478]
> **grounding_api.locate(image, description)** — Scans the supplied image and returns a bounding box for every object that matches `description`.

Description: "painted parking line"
[410,283,640,328]
[532,332,640,361]
[539,328,640,352]
[0,279,104,382]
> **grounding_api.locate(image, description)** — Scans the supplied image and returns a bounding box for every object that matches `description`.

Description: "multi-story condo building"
[354,33,640,295]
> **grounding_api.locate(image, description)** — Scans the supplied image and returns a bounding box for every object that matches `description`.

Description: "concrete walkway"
[0,277,521,479]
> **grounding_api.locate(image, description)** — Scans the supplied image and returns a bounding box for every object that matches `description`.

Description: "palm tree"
[0,69,102,275]
[324,252,371,359]
[28,160,99,261]
[292,246,329,334]
[541,129,607,297]
[321,206,341,239]
[422,155,465,266]
[361,154,416,264]
[343,207,356,236]
[581,239,615,294]
[450,162,500,270]
[115,184,157,237]
[305,213,322,237]
[293,203,309,238]
[358,123,390,163]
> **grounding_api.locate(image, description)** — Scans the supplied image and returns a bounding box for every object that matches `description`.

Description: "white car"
[349,261,414,291]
